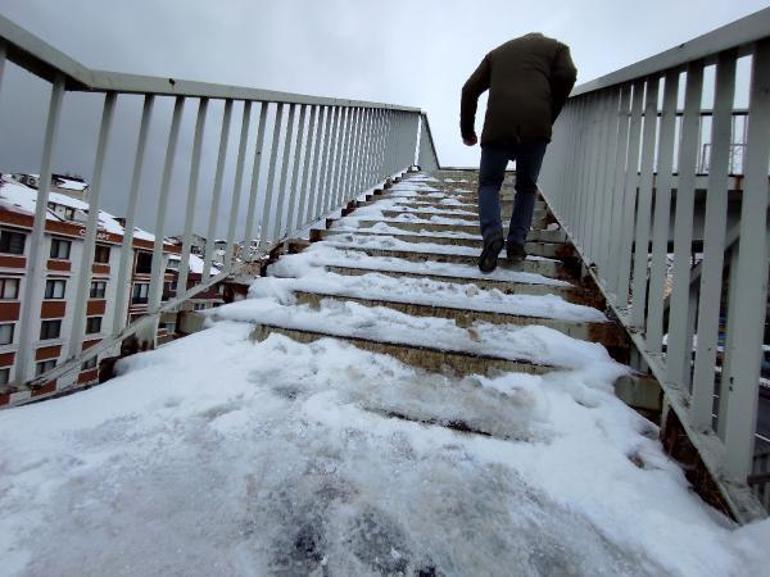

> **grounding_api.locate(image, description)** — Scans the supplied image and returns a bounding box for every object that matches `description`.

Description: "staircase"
[226,169,660,421]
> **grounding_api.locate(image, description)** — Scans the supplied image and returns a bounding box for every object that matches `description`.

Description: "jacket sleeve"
[549,44,577,122]
[460,54,491,138]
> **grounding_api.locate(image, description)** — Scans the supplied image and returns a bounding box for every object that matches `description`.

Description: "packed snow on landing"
[1,322,768,577]
[267,248,606,323]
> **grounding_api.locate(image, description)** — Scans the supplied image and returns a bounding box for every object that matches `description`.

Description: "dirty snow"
[0,322,768,577]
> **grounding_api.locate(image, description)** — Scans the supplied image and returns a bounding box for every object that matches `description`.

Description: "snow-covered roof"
[0,174,162,244]
[53,175,89,191]
[168,252,221,276]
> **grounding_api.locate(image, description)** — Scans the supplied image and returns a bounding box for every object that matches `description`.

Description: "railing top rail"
[571,7,770,97]
[0,13,421,112]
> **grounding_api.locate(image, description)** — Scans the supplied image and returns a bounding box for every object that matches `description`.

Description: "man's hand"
[463,133,478,147]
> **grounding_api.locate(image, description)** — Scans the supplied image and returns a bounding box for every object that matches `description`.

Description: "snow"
[0,321,767,576]
[54,176,89,191]
[0,175,167,244]
[332,220,481,239]
[317,234,560,265]
[169,253,222,276]
[267,246,605,323]
[1,173,768,576]
[283,242,571,286]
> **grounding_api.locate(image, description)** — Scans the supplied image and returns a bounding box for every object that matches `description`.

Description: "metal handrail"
[0,15,432,402]
[571,8,770,96]
[0,14,419,111]
[539,7,770,522]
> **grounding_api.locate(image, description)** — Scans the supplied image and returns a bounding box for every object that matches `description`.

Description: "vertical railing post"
[342,107,359,202]
[147,96,185,316]
[646,70,680,357]
[272,102,297,241]
[286,104,307,235]
[332,107,350,208]
[0,39,6,97]
[177,97,209,294]
[260,102,284,249]
[322,106,342,213]
[721,39,770,481]
[690,50,737,431]
[315,106,334,217]
[224,100,253,272]
[614,80,645,309]
[113,95,155,335]
[349,107,365,199]
[594,88,622,275]
[15,73,65,384]
[297,105,320,227]
[203,98,233,279]
[666,61,704,390]
[583,92,608,262]
[605,84,632,294]
[361,109,375,188]
[630,75,660,329]
[243,102,269,257]
[572,95,591,250]
[67,91,117,360]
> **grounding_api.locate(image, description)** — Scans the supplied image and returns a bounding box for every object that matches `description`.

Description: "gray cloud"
[1,0,768,237]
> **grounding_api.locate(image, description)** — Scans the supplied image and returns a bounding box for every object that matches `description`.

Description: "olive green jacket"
[461,33,577,146]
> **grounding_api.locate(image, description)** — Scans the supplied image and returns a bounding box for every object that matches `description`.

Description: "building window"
[163,281,177,300]
[135,251,152,274]
[94,244,111,264]
[0,323,14,346]
[36,359,57,377]
[0,278,20,300]
[44,279,66,299]
[166,259,179,272]
[47,202,76,220]
[0,230,25,255]
[132,283,149,304]
[90,280,107,299]
[0,367,10,385]
[50,238,71,260]
[40,319,62,340]
[81,356,97,370]
[85,316,102,335]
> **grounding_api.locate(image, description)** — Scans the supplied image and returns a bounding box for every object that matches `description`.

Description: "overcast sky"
[1,0,769,236]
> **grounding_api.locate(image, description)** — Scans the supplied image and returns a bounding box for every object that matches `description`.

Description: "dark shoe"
[479,234,505,273]
[506,240,527,265]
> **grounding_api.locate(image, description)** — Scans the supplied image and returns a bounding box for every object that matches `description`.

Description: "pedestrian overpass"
[0,8,769,576]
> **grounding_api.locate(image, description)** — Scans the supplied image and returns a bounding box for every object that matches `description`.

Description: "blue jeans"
[478,142,548,245]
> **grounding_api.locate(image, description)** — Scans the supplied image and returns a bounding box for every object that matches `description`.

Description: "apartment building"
[0,174,180,401]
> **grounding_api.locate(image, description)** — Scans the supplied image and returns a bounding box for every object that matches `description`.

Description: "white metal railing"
[539,8,770,521]
[0,15,429,397]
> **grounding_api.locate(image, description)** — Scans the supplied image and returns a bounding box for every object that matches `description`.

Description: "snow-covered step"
[291,290,624,349]
[315,240,567,279]
[324,264,594,305]
[379,208,479,222]
[339,219,567,243]
[274,242,590,300]
[249,323,552,376]
[315,229,575,260]
[210,296,619,376]
[371,200,547,222]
